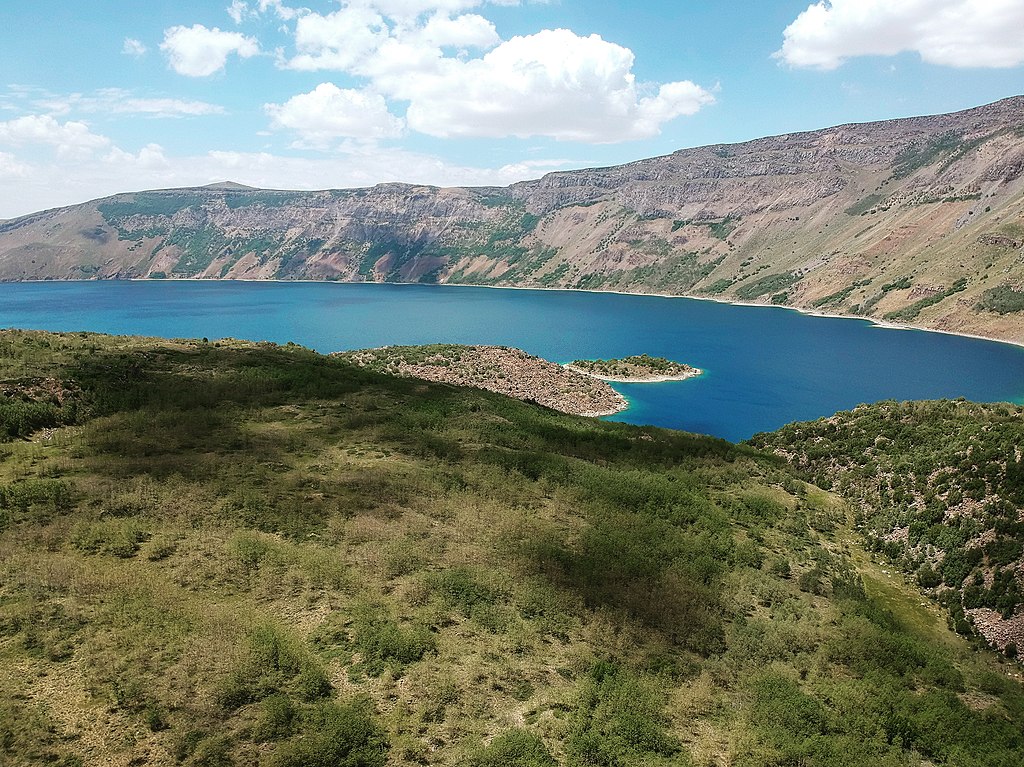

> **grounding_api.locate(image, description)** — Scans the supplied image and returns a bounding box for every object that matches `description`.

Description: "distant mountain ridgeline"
[2,96,1024,341]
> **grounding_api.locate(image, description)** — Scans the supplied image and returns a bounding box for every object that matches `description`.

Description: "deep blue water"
[1,280,1022,442]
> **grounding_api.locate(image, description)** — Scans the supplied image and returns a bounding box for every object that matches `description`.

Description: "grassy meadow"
[0,330,1021,766]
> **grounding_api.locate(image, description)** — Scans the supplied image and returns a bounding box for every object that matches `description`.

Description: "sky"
[0,0,1022,219]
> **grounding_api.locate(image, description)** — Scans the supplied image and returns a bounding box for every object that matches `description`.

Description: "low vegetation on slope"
[1,332,1022,766]
[750,400,1024,654]
[566,354,700,381]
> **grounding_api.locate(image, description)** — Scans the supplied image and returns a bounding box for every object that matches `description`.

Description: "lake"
[1,280,1023,442]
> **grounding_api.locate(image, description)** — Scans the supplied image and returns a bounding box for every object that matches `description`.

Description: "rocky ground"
[334,344,628,417]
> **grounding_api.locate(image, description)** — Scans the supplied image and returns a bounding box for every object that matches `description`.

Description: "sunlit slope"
[0,331,1021,766]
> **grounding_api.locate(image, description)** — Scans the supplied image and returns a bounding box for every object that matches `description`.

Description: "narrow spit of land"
[565,354,702,383]
[333,344,629,416]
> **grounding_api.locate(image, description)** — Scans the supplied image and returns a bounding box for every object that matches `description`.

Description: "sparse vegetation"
[752,399,1024,649]
[891,132,966,178]
[883,278,968,322]
[978,284,1024,315]
[735,272,801,300]
[0,330,1020,765]
[844,194,885,216]
[568,354,699,381]
[811,278,868,307]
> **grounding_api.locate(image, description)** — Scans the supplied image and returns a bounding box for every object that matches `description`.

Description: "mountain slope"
[1,330,1022,766]
[2,97,1024,341]
[751,400,1024,654]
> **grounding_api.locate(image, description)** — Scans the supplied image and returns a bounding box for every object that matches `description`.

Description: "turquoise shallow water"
[1,280,1023,442]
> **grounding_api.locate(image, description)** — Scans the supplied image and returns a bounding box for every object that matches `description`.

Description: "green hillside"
[1,331,1022,766]
[750,400,1024,657]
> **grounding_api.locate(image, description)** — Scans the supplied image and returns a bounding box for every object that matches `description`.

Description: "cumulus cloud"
[276,7,713,144]
[161,24,260,77]
[265,83,404,144]
[400,30,714,142]
[286,6,390,71]
[122,38,148,57]
[104,143,171,170]
[777,0,1024,69]
[418,11,499,48]
[0,115,110,158]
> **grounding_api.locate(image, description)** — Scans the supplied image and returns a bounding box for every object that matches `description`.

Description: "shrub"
[268,698,387,767]
[254,694,297,742]
[429,567,502,616]
[351,612,434,676]
[470,729,556,767]
[218,625,331,711]
[566,662,679,767]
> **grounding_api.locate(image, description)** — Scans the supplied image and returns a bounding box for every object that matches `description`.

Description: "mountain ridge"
[2,95,1024,342]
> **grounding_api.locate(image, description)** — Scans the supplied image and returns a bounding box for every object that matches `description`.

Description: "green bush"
[348,611,434,676]
[254,694,297,742]
[566,662,679,767]
[470,729,557,767]
[218,625,331,711]
[978,284,1024,314]
[268,698,387,767]
[735,272,800,300]
[430,567,502,616]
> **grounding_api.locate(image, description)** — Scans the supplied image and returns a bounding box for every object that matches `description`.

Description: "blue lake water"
[1,280,1023,442]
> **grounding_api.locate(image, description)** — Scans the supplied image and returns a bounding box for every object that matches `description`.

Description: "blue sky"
[0,0,1022,218]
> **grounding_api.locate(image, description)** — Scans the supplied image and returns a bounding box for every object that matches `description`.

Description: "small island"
[565,354,702,383]
[334,344,629,417]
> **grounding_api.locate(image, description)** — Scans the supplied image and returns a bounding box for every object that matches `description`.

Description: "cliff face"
[2,97,1024,342]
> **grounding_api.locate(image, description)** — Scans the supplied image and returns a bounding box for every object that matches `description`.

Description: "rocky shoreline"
[333,344,629,417]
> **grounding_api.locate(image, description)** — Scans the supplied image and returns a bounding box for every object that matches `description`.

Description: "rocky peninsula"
[334,344,628,417]
[566,354,702,383]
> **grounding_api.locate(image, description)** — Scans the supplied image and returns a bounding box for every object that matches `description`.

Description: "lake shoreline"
[3,278,1024,439]
[8,276,1021,352]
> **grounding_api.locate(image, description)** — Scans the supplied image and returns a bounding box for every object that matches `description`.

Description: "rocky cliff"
[2,96,1024,342]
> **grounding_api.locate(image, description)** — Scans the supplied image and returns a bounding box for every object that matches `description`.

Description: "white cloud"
[418,11,499,49]
[0,151,31,179]
[401,30,714,142]
[258,0,300,21]
[276,8,712,144]
[285,6,390,71]
[104,143,171,170]
[38,89,226,119]
[366,0,495,21]
[0,115,110,158]
[227,1,249,24]
[161,24,260,77]
[123,38,148,57]
[265,83,404,144]
[777,0,1024,70]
